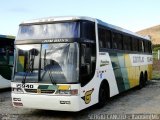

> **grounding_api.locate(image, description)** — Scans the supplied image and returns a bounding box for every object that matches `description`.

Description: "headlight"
[58,90,71,95]
[56,89,78,96]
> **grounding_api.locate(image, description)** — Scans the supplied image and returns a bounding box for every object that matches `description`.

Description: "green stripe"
[38,85,58,90]
[109,52,130,93]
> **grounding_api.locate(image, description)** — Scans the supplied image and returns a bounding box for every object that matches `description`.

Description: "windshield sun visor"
[16,22,80,40]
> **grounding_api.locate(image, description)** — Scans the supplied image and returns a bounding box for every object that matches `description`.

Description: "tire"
[139,72,145,89]
[97,84,109,108]
[144,72,148,86]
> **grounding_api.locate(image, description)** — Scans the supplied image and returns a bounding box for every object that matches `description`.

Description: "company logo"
[133,56,144,63]
[100,60,109,67]
[42,39,69,43]
[147,57,152,62]
[81,89,94,104]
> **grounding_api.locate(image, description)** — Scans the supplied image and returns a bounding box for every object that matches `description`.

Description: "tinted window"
[81,21,95,40]
[132,38,139,51]
[144,41,149,53]
[116,33,123,50]
[98,27,105,48]
[17,22,80,40]
[124,36,131,51]
[148,41,152,53]
[0,40,14,65]
[138,40,144,52]
[80,43,96,87]
[113,32,122,49]
[98,26,111,49]
[105,30,111,48]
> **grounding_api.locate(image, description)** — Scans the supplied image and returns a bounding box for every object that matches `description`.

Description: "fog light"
[56,89,78,96]
[13,102,23,106]
[58,90,71,95]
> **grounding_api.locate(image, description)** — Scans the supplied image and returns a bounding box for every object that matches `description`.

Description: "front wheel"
[97,84,109,108]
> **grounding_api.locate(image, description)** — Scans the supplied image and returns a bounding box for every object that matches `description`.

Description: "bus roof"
[20,16,150,41]
[0,34,15,40]
[97,19,150,40]
[20,16,96,25]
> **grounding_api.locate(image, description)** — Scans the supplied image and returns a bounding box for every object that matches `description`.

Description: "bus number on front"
[16,84,34,89]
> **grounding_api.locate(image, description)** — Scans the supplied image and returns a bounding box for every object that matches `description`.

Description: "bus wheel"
[97,83,109,108]
[139,72,145,89]
[144,72,148,86]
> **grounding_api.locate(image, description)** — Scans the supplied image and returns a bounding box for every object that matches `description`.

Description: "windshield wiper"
[43,49,56,85]
[22,55,34,84]
[22,49,37,84]
[22,52,29,84]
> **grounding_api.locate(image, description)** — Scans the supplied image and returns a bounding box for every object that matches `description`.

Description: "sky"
[0,0,160,36]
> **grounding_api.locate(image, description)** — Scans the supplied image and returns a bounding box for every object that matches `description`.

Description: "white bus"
[0,35,14,89]
[11,16,152,111]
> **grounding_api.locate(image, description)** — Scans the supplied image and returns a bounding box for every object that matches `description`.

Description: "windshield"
[16,22,80,40]
[14,43,79,84]
[14,44,41,82]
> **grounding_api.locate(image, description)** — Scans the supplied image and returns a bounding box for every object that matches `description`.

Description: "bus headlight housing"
[56,89,78,96]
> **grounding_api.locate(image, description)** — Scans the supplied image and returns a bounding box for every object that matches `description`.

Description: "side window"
[0,47,7,65]
[139,40,145,52]
[80,43,96,87]
[130,37,133,51]
[106,30,111,49]
[123,36,127,50]
[144,41,148,53]
[113,32,124,50]
[81,21,95,41]
[113,32,118,49]
[142,41,145,52]
[0,41,14,65]
[98,27,106,48]
[138,40,143,52]
[132,38,139,51]
[98,26,111,49]
[116,33,123,50]
[148,41,152,53]
[123,36,131,51]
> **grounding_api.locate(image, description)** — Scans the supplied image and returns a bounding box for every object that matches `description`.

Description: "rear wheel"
[139,72,145,89]
[144,72,148,86]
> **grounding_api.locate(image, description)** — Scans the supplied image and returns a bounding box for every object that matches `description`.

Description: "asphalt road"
[0,80,160,120]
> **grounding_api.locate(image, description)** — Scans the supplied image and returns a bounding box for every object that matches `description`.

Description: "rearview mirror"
[29,48,39,56]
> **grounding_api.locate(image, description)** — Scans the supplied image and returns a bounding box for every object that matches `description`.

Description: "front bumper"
[12,93,81,112]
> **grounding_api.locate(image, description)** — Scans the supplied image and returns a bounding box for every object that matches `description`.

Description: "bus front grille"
[25,89,55,94]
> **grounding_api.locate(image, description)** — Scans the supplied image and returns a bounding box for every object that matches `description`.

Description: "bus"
[11,16,152,111]
[0,35,14,89]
